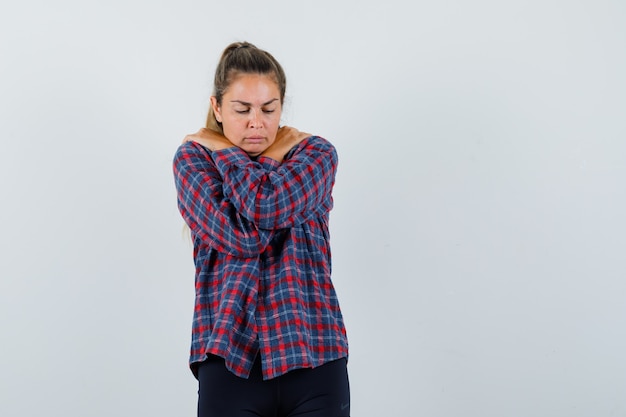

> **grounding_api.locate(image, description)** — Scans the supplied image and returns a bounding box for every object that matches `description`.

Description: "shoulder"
[303,135,334,149]
[173,141,213,162]
[298,135,338,160]
[174,141,209,158]
[173,141,214,170]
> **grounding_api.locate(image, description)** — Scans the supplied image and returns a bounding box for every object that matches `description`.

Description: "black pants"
[197,354,350,417]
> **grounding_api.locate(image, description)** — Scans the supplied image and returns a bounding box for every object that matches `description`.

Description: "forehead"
[225,73,281,104]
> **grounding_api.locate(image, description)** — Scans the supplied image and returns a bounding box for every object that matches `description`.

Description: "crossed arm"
[182,126,311,164]
[173,127,338,256]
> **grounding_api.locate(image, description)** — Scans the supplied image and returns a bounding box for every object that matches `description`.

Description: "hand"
[260,126,311,163]
[183,128,235,152]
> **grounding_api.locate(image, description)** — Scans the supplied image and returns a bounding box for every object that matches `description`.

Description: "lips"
[245,136,265,143]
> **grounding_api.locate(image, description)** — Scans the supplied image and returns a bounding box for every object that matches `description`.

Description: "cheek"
[220,127,238,146]
[222,118,245,137]
[268,123,280,143]
[270,114,281,131]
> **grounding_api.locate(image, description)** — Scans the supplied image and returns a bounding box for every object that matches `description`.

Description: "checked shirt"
[173,136,349,380]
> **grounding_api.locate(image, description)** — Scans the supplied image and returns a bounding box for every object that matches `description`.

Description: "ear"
[210,96,222,123]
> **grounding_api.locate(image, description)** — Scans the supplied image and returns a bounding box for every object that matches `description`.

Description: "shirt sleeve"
[173,141,274,258]
[211,136,338,230]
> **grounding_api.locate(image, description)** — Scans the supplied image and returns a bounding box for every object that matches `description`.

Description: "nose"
[248,109,262,128]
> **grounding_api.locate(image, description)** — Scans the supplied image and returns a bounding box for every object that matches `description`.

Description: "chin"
[242,146,267,157]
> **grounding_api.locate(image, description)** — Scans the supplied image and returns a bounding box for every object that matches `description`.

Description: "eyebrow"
[230,98,279,106]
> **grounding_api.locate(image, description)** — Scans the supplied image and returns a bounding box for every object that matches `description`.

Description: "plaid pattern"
[173,136,349,380]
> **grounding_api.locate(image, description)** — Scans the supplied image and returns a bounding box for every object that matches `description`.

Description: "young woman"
[172,41,350,417]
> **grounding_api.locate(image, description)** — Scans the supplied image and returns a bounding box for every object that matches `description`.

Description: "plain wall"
[1,0,625,416]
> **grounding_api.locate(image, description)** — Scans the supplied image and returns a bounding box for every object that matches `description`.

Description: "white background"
[1,1,625,416]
